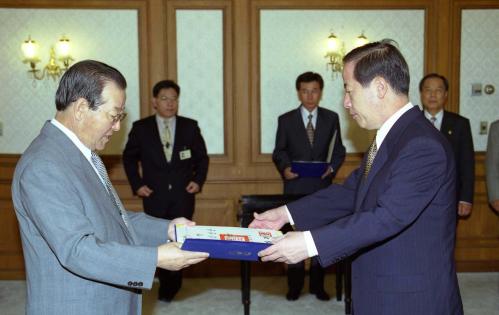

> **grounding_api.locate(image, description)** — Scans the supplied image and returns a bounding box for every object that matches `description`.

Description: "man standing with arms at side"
[123,79,209,302]
[251,40,463,314]
[419,73,475,217]
[273,71,346,301]
[486,119,499,213]
[11,60,209,315]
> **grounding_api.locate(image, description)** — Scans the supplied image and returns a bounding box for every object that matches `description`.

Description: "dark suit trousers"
[145,191,195,299]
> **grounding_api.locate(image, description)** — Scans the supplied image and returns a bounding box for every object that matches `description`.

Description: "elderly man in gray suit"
[11,60,209,315]
[486,120,499,213]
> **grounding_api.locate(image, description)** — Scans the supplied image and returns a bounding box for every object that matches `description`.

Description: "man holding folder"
[272,71,346,301]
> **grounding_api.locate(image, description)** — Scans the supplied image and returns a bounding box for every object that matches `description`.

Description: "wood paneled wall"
[0,0,498,279]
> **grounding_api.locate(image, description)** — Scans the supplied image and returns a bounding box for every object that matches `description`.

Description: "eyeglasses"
[108,111,127,124]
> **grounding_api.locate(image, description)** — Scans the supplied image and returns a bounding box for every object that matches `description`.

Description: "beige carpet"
[1,273,498,315]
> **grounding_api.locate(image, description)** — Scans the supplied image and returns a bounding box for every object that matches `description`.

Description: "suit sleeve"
[457,118,475,203]
[486,122,499,202]
[127,211,169,246]
[190,122,209,186]
[122,123,144,194]
[330,116,346,177]
[18,160,158,289]
[272,116,291,174]
[296,137,451,267]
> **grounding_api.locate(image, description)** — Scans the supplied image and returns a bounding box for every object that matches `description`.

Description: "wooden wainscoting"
[1,153,498,279]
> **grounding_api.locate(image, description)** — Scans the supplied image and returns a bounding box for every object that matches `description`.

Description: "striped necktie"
[91,152,129,228]
[306,114,314,146]
[430,116,437,127]
[363,138,377,179]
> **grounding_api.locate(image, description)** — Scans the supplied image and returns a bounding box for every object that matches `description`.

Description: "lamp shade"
[327,33,341,54]
[21,36,39,61]
[55,36,71,59]
[355,32,369,48]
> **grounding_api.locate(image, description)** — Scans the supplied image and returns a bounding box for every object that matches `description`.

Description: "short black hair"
[153,80,180,97]
[343,39,410,96]
[295,72,324,91]
[55,60,127,111]
[419,73,449,92]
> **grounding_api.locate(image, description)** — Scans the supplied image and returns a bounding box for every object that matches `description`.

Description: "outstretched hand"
[248,206,289,230]
[168,217,196,241]
[258,231,309,264]
[157,242,209,271]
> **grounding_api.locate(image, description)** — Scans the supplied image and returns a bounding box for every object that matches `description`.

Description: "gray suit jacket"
[11,122,169,315]
[486,120,499,202]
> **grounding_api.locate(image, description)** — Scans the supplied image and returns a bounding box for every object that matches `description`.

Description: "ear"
[73,98,90,121]
[374,76,388,99]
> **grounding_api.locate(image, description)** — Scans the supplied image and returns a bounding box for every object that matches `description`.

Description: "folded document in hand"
[176,225,282,261]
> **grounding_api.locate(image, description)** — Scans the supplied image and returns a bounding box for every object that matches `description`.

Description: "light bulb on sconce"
[325,30,369,79]
[325,32,345,79]
[21,35,74,82]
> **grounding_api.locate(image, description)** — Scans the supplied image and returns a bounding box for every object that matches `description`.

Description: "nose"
[343,93,351,109]
[112,120,121,131]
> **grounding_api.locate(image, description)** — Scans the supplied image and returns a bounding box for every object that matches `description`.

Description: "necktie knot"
[430,116,437,125]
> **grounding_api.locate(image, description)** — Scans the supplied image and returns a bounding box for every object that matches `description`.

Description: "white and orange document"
[175,225,283,261]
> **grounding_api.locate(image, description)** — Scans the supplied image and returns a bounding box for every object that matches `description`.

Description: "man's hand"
[136,185,153,197]
[248,206,289,230]
[283,167,299,180]
[168,217,196,241]
[458,202,472,217]
[321,167,332,179]
[157,243,209,271]
[491,200,499,213]
[258,231,309,264]
[186,181,200,194]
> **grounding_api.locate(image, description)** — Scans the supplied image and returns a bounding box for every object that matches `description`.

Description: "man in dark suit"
[123,79,209,302]
[273,71,346,301]
[419,73,475,217]
[250,40,463,314]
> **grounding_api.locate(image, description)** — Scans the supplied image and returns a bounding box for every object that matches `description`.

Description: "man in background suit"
[11,60,208,315]
[123,79,209,302]
[486,119,499,213]
[419,73,475,217]
[250,40,463,314]
[273,71,345,301]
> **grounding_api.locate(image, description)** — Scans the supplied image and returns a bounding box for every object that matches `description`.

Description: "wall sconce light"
[21,35,74,81]
[325,31,369,79]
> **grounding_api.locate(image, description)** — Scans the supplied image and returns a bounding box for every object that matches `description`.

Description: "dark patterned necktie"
[363,139,377,179]
[306,114,314,146]
[91,152,129,228]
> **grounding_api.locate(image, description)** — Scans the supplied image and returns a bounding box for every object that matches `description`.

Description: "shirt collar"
[376,102,414,148]
[50,118,92,161]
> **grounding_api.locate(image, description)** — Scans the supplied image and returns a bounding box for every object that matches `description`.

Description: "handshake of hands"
[157,205,311,271]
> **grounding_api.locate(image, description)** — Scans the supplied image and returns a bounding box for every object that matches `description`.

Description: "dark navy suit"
[288,106,463,314]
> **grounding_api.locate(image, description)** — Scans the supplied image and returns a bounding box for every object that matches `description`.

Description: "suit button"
[168,184,172,190]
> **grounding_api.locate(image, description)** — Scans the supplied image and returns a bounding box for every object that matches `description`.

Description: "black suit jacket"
[123,115,209,215]
[440,111,475,204]
[272,106,346,194]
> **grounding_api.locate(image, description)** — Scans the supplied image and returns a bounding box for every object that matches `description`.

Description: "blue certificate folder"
[291,161,329,177]
[177,225,282,261]
[181,239,270,261]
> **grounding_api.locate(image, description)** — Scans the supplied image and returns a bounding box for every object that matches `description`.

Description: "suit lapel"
[42,122,136,243]
[294,107,312,148]
[440,111,454,139]
[149,116,169,165]
[312,108,328,156]
[354,106,420,211]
